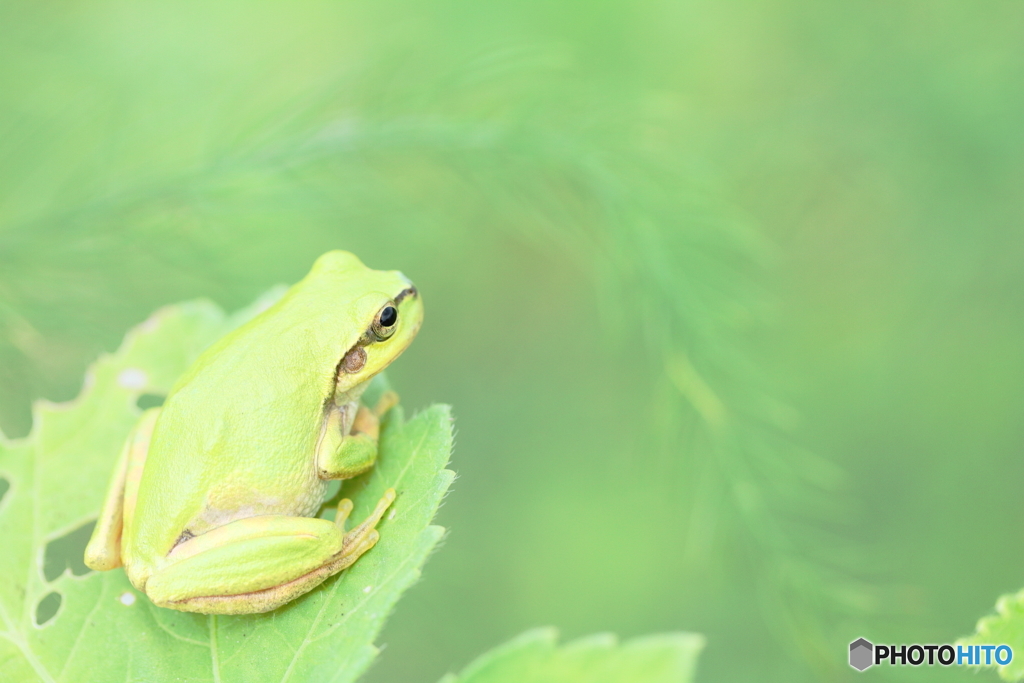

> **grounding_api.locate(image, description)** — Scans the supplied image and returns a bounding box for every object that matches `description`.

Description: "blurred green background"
[2,1,1023,681]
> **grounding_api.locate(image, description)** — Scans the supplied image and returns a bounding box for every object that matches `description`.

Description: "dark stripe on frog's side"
[171,529,195,552]
[394,286,417,305]
[338,288,418,372]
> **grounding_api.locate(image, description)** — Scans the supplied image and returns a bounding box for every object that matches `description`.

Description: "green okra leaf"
[961,590,1024,682]
[439,628,704,683]
[0,290,454,683]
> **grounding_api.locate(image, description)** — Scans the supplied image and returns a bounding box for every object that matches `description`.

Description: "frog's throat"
[316,381,368,449]
[333,380,369,411]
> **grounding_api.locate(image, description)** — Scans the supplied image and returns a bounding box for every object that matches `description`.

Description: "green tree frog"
[84,251,423,615]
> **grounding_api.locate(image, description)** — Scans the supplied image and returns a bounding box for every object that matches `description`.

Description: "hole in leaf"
[36,591,61,626]
[136,393,166,410]
[44,521,96,581]
[0,477,9,507]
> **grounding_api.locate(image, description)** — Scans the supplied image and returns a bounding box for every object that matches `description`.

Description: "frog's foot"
[335,497,354,530]
[342,488,395,549]
[318,404,386,479]
[372,390,399,417]
[141,489,397,615]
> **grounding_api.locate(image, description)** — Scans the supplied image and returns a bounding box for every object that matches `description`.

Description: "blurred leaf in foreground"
[439,628,704,683]
[961,589,1024,682]
[0,291,454,683]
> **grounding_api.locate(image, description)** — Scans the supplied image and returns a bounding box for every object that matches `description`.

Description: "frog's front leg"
[84,407,161,572]
[316,392,398,479]
[140,489,395,615]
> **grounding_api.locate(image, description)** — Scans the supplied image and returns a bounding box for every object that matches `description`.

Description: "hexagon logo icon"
[850,638,874,671]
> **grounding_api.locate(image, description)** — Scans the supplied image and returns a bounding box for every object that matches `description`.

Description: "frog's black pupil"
[380,306,398,327]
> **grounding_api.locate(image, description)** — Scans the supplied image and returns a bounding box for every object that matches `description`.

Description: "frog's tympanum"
[84,251,423,614]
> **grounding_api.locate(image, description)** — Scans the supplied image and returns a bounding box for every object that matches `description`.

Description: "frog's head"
[307,250,424,396]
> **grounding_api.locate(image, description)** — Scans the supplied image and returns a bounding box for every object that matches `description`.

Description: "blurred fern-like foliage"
[0,1,880,681]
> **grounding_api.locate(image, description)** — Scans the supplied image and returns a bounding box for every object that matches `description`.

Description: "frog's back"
[125,251,383,563]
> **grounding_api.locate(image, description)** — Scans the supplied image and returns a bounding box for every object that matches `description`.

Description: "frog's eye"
[372,303,398,341]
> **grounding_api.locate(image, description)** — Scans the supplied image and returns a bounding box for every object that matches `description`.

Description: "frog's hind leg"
[144,488,395,615]
[84,408,161,572]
